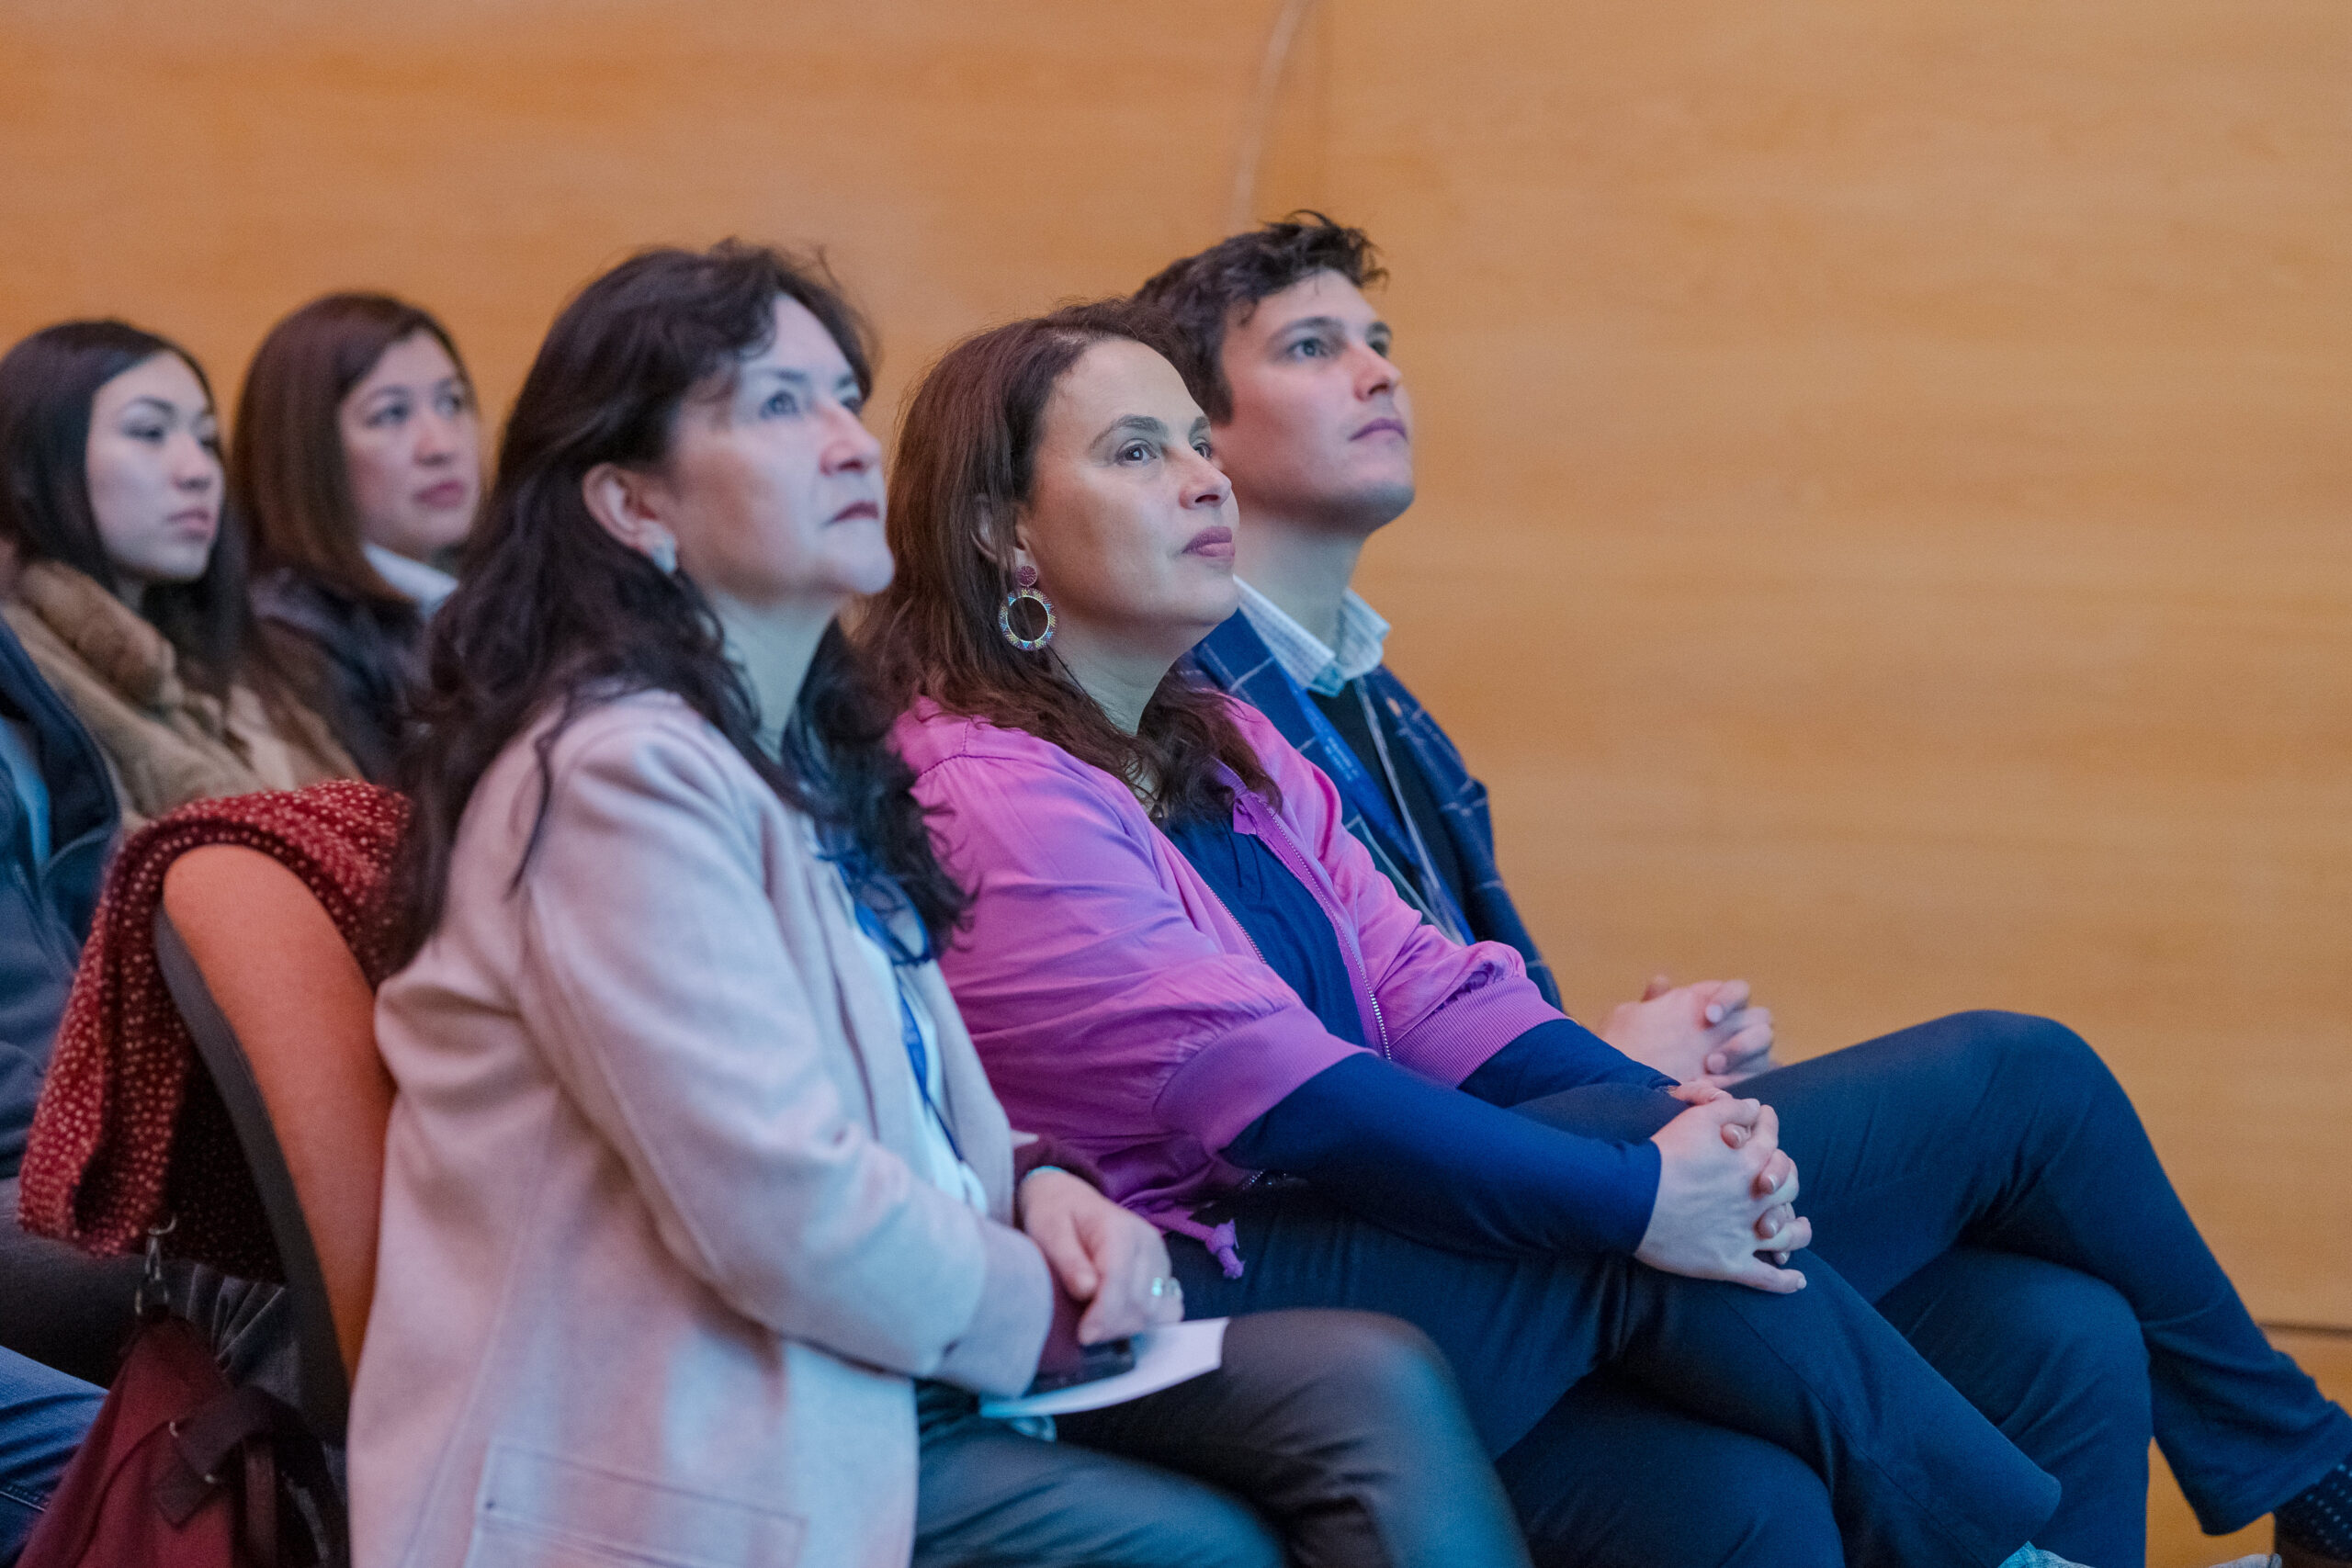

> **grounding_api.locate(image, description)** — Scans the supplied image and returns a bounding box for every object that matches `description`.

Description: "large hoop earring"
[1001,585,1058,649]
[999,574,1056,651]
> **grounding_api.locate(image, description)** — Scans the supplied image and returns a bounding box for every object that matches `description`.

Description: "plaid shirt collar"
[1233,580,1391,697]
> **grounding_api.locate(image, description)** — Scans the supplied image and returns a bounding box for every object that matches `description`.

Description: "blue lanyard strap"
[846,877,967,1166]
[1272,663,1472,943]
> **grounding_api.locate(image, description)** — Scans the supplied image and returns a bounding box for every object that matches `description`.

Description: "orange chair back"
[160,844,392,1387]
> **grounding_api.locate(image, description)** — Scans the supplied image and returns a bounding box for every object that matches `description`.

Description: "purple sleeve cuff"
[1391,981,1566,1089]
[1012,1137,1109,1194]
[1155,1008,1364,1158]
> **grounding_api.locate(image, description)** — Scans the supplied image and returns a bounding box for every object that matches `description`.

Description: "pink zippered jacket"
[893,695,1563,1264]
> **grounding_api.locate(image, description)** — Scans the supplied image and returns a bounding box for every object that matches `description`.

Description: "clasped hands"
[1604,974,1775,1087]
[1017,1167,1186,1348]
[1635,1084,1812,1294]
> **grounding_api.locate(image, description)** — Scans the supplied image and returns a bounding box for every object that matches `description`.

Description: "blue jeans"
[0,1347,100,1565]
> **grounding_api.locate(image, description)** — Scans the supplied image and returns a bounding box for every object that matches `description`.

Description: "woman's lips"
[1351,417,1408,442]
[831,500,881,525]
[414,479,469,509]
[1185,525,1236,561]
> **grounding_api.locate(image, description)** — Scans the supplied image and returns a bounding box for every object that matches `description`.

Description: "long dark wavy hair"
[860,299,1277,825]
[0,320,261,706]
[387,241,966,965]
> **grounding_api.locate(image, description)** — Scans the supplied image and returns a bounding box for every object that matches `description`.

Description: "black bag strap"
[154,1382,348,1568]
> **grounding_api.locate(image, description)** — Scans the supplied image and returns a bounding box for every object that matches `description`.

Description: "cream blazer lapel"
[797,826,1017,1224]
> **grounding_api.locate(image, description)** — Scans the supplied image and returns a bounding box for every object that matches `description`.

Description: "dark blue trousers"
[1493,1247,2150,1567]
[1169,1010,2352,1568]
[1753,1011,2352,1557]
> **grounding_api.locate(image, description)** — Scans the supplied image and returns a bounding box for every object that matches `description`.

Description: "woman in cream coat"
[359,242,1528,1568]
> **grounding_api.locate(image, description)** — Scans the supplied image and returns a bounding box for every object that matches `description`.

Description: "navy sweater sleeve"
[1223,1052,1662,1258]
[1459,1017,1676,1107]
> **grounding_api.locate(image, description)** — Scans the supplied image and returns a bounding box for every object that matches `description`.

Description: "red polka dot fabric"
[15,779,409,1278]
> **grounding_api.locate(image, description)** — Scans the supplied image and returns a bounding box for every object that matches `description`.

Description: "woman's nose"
[1182,452,1233,508]
[823,403,883,473]
[413,412,460,465]
[172,435,220,490]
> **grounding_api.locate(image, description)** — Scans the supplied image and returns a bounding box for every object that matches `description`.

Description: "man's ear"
[582,462,676,567]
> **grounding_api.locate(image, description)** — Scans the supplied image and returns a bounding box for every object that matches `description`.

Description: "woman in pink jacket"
[859,299,2344,1568]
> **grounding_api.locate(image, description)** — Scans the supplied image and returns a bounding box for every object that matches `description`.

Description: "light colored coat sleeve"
[510,716,1049,1393]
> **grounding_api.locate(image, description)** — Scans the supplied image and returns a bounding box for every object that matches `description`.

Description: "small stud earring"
[648,533,678,574]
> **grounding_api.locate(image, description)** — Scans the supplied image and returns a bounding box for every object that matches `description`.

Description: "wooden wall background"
[6,1,2346,1330]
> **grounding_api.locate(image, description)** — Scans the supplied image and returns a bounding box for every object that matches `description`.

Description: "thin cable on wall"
[1227,0,1320,231]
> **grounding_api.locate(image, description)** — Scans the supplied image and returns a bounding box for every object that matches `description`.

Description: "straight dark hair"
[860,299,1278,825]
[232,291,475,606]
[387,241,964,966]
[1134,211,1385,423]
[0,320,259,706]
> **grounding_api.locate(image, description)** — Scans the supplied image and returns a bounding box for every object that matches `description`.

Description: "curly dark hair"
[1133,211,1385,423]
[387,241,966,964]
[859,298,1280,827]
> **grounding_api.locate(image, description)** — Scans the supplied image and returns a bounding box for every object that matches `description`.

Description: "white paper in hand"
[979,1317,1229,1419]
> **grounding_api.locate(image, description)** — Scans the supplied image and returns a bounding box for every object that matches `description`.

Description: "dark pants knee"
[1940,1010,2115,1103]
[1062,1310,1530,1568]
[1880,1249,2151,1568]
[1240,1308,1461,1423]
[916,1391,1281,1568]
[1498,1374,1841,1568]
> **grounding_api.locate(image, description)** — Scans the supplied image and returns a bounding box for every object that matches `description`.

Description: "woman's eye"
[125,423,165,444]
[435,390,469,418]
[368,402,409,428]
[763,390,800,417]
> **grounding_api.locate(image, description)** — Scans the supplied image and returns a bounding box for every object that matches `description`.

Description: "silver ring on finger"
[1148,1275,1181,1300]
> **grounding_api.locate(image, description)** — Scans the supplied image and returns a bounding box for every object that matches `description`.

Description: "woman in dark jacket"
[233,294,479,779]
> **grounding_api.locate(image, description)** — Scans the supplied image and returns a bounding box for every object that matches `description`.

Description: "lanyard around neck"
[1272,663,1472,944]
[843,872,967,1166]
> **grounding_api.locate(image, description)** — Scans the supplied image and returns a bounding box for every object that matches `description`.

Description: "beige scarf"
[2,560,354,828]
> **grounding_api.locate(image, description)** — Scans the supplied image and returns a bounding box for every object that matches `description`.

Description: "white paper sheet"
[979,1317,1229,1419]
